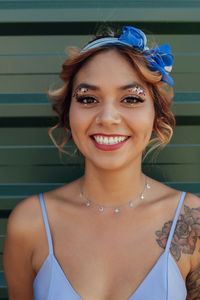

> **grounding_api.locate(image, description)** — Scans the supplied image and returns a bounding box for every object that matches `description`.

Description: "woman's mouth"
[90,134,130,151]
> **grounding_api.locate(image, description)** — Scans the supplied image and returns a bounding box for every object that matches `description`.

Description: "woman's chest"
[33,202,190,299]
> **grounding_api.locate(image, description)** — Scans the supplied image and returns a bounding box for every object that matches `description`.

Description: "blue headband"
[81,26,174,86]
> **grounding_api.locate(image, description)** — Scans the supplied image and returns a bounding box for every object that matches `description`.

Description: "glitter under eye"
[128,86,145,96]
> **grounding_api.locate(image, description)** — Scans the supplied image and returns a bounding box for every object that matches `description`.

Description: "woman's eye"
[76,96,98,105]
[122,96,144,105]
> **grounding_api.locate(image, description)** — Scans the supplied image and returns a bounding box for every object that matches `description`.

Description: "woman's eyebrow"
[74,82,146,92]
[119,83,146,91]
[74,83,100,91]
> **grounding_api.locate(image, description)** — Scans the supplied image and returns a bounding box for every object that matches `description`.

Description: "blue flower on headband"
[145,44,174,86]
[119,26,174,86]
[119,26,148,51]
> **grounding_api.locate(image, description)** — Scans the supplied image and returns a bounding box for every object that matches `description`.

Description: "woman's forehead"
[73,50,146,89]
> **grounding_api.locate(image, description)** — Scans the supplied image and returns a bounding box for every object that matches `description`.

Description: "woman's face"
[69,50,155,170]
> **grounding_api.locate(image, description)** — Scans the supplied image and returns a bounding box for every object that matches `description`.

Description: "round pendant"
[99,207,104,212]
[129,201,134,207]
[146,183,151,189]
[141,194,144,200]
[86,200,91,207]
[114,208,119,213]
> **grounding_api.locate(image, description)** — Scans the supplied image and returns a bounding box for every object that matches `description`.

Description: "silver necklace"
[79,176,151,214]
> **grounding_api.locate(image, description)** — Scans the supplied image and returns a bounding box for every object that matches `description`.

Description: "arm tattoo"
[155,205,200,262]
[186,262,200,299]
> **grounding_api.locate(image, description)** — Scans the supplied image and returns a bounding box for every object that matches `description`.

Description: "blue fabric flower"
[119,26,148,51]
[119,26,174,86]
[145,44,174,86]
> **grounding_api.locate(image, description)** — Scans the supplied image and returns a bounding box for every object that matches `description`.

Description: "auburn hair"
[48,39,175,157]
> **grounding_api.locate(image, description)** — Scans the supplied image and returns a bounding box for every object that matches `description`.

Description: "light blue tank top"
[33,192,187,300]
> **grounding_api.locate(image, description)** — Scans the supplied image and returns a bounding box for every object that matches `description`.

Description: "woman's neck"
[81,160,145,206]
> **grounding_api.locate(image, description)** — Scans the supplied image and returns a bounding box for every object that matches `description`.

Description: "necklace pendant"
[99,206,104,212]
[146,183,151,189]
[129,201,134,207]
[114,208,119,213]
[86,200,91,207]
[141,194,144,200]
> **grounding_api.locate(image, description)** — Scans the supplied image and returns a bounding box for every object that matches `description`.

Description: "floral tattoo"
[155,205,200,262]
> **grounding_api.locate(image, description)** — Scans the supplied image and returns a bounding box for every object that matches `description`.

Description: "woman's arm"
[186,262,200,299]
[185,195,200,299]
[3,197,37,300]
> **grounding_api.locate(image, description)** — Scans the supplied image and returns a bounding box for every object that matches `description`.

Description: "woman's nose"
[95,103,121,125]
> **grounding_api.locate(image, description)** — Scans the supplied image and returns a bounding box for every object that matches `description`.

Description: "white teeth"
[114,137,118,143]
[109,137,114,145]
[104,137,109,145]
[93,135,128,145]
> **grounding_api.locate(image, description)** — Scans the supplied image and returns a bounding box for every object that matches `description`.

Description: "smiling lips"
[90,134,130,151]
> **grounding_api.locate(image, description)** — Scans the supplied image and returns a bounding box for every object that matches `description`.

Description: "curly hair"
[48,31,175,157]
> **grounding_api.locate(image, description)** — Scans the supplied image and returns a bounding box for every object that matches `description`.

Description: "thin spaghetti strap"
[38,193,53,254]
[165,191,187,252]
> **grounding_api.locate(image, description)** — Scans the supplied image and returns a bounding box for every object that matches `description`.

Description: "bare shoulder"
[6,194,41,236]
[148,177,184,203]
[183,191,200,209]
[4,194,43,256]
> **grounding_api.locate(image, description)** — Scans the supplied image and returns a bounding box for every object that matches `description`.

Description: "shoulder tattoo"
[155,205,200,262]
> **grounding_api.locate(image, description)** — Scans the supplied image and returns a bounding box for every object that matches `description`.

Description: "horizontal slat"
[0,236,5,253]
[0,7,200,23]
[0,165,199,183]
[1,73,200,93]
[0,35,89,54]
[0,126,199,146]
[0,220,7,235]
[0,147,80,165]
[0,74,57,93]
[0,0,200,9]
[0,271,7,296]
[0,55,65,74]
[0,145,199,165]
[0,127,53,145]
[1,53,200,74]
[0,166,83,183]
[0,35,200,55]
[0,184,61,197]
[144,165,200,182]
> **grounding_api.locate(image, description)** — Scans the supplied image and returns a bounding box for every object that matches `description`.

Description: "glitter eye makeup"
[128,85,145,96]
[73,87,89,97]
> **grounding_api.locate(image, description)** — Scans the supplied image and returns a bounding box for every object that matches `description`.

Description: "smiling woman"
[3,26,200,300]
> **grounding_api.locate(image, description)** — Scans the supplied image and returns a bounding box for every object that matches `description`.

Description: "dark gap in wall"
[0,22,200,36]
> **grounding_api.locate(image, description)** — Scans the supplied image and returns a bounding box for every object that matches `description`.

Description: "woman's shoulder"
[149,177,199,204]
[6,194,42,244]
[7,179,80,235]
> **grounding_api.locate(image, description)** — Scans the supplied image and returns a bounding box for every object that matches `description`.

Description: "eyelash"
[122,96,144,105]
[75,95,144,106]
[76,95,98,105]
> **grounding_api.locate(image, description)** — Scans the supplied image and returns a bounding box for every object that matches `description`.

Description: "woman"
[3,26,200,300]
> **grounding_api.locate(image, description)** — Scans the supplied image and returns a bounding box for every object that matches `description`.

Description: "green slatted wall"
[0,1,200,298]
